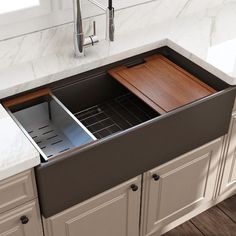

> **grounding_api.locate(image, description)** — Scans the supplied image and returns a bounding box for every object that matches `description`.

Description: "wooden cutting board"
[108,55,216,114]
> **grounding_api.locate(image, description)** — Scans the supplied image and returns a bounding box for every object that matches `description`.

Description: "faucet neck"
[73,0,114,57]
[108,0,112,10]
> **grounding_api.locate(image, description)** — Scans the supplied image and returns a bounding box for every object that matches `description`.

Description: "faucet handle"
[84,20,99,48]
[92,21,96,36]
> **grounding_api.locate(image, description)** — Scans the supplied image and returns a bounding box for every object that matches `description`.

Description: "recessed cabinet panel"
[0,170,36,214]
[43,176,141,236]
[0,201,43,236]
[155,154,210,220]
[141,139,222,236]
[220,113,236,195]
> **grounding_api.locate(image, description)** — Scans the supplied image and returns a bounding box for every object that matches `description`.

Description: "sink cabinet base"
[140,138,222,236]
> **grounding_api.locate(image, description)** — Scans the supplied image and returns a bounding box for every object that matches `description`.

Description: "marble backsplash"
[0,0,235,99]
[0,0,232,71]
[77,0,233,41]
[0,0,236,74]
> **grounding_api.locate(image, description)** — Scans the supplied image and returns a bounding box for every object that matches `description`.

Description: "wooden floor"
[163,195,236,236]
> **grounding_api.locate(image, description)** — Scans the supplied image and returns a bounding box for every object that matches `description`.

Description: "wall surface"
[0,0,230,69]
[83,0,230,39]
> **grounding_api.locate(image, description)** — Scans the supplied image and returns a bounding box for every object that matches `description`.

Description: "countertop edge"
[1,37,235,101]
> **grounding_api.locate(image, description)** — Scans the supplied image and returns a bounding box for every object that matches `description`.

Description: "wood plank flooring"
[163,195,236,236]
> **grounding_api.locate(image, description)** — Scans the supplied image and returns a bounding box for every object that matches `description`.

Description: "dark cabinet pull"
[152,174,160,181]
[131,184,139,192]
[20,215,29,225]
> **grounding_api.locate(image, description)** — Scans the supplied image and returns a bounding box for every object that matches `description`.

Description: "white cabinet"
[43,176,141,236]
[0,171,43,236]
[219,112,236,196]
[141,139,222,236]
[0,170,36,214]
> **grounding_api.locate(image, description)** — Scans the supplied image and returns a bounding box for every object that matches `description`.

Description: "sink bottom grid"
[74,93,157,139]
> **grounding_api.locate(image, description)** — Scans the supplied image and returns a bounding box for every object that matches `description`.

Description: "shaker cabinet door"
[44,176,142,236]
[141,139,222,236]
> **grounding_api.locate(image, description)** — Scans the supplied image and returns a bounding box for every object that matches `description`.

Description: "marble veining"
[0,0,235,101]
[0,104,40,181]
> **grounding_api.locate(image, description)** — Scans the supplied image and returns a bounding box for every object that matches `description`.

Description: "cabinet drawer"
[0,200,43,236]
[0,170,36,214]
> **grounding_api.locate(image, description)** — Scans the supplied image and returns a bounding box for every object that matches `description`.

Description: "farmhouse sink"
[3,46,236,218]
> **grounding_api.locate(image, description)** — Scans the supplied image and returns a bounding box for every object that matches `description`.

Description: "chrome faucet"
[73,0,115,57]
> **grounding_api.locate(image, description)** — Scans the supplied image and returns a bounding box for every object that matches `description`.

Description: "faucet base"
[74,34,99,58]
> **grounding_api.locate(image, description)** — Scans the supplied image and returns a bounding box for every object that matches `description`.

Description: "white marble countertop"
[0,1,236,99]
[0,0,236,181]
[0,104,40,181]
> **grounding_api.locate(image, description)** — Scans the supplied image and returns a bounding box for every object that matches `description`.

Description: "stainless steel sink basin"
[12,95,96,161]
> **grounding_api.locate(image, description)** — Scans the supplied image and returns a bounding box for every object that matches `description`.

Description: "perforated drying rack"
[27,121,75,159]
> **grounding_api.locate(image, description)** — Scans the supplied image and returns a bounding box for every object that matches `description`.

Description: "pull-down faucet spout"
[73,0,115,57]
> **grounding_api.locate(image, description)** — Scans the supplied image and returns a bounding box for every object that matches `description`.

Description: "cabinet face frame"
[140,138,222,236]
[43,176,142,236]
[219,112,236,196]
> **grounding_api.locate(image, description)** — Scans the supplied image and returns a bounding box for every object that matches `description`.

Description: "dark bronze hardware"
[131,184,139,192]
[152,174,160,181]
[20,216,29,225]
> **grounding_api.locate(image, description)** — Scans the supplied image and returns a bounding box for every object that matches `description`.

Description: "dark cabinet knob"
[152,174,160,181]
[131,184,139,192]
[20,215,29,225]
